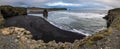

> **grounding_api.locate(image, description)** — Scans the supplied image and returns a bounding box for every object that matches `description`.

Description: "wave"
[48,11,106,18]
[48,21,90,36]
[29,11,106,36]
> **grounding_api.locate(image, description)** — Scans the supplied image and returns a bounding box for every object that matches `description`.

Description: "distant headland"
[0,5,67,18]
[27,7,67,14]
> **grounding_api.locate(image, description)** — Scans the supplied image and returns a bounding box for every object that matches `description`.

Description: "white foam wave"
[28,14,43,17]
[48,21,90,36]
[49,11,106,18]
[70,29,91,36]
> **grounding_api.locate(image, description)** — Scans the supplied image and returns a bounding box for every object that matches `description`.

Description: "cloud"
[77,0,120,8]
[79,2,113,10]
[46,2,82,7]
[0,0,120,10]
[0,0,48,7]
[95,0,120,7]
[45,1,113,10]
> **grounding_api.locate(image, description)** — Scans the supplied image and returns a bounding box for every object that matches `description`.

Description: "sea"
[28,10,108,36]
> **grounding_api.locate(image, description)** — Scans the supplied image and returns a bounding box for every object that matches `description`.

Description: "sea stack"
[43,9,48,18]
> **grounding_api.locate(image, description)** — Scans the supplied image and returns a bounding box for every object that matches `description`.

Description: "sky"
[0,0,120,10]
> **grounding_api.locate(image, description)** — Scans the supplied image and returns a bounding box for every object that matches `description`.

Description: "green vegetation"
[86,28,112,45]
[0,5,27,19]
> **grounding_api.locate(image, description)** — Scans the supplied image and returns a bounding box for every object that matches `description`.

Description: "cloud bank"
[0,0,120,10]
[46,2,82,7]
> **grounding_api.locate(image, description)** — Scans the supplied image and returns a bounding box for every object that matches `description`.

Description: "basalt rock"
[4,15,85,43]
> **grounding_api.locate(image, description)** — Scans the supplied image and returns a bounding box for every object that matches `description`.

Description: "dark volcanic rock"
[43,9,48,18]
[0,10,4,27]
[103,8,120,27]
[0,5,27,19]
[4,15,85,43]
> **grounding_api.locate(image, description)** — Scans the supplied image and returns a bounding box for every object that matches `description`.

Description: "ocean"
[28,10,107,36]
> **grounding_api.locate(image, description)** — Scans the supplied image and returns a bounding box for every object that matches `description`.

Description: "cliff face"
[0,5,27,19]
[0,11,4,28]
[103,8,120,28]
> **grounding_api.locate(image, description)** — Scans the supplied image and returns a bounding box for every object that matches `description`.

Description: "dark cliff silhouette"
[0,5,27,19]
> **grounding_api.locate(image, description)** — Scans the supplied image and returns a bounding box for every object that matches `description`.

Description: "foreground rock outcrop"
[0,27,32,49]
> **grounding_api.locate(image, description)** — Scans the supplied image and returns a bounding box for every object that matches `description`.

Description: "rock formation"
[0,5,27,19]
[0,27,32,49]
[103,8,120,28]
[43,9,48,18]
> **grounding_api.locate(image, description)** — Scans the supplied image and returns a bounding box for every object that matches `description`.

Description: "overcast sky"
[0,0,120,10]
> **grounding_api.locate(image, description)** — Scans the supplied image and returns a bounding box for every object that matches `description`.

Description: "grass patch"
[85,28,112,46]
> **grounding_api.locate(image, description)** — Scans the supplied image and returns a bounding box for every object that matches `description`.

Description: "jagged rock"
[0,27,32,40]
[4,15,85,43]
[0,27,32,49]
[0,27,14,35]
[103,8,120,28]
